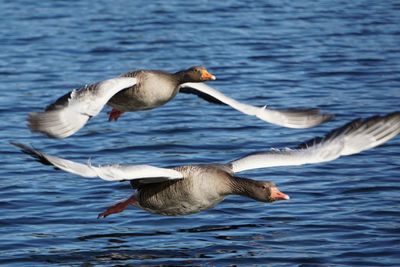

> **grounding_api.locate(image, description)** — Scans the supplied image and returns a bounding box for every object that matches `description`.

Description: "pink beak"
[271,187,290,201]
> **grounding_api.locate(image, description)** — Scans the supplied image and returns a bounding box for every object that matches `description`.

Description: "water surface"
[1,0,400,266]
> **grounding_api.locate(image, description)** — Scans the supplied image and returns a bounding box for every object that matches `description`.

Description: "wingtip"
[306,108,335,125]
[26,112,38,130]
[386,111,400,120]
[10,141,31,153]
[26,112,55,138]
[285,108,335,129]
[299,109,335,128]
[320,112,335,124]
[26,110,89,139]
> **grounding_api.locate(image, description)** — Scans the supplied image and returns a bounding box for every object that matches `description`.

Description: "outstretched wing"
[230,112,400,173]
[28,77,137,138]
[12,142,183,182]
[179,82,333,128]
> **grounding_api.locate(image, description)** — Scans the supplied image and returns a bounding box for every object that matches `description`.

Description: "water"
[1,0,400,266]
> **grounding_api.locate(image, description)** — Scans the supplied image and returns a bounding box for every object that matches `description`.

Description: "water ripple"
[1,0,400,266]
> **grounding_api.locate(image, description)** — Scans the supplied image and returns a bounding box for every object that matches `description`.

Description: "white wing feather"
[12,143,183,182]
[28,77,137,138]
[180,82,332,128]
[230,112,400,173]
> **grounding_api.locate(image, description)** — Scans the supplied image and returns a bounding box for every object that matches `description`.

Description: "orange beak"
[271,187,290,201]
[201,69,216,81]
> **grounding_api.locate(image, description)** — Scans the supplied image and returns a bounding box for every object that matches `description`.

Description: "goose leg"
[98,194,137,218]
[108,108,124,122]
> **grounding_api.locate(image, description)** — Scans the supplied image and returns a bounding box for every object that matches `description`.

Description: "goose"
[27,66,332,138]
[13,112,400,217]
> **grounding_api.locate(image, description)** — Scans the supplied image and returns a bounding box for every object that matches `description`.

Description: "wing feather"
[230,112,400,173]
[28,77,137,138]
[11,142,183,182]
[179,82,332,128]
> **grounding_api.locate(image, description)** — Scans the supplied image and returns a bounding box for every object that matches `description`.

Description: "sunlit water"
[1,0,400,266]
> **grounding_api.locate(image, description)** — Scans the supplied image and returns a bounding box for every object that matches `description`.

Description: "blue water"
[1,0,400,266]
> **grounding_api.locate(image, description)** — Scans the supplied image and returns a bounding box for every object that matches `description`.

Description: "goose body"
[109,70,182,111]
[135,165,231,216]
[13,112,400,217]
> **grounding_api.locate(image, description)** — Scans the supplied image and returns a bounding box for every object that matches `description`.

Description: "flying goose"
[13,112,400,217]
[28,66,332,138]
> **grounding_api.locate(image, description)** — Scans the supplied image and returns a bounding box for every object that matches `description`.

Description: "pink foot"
[98,195,137,219]
[108,108,124,122]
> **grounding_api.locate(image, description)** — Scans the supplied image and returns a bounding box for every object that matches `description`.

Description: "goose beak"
[201,69,216,81]
[271,187,290,201]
